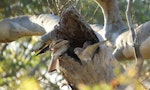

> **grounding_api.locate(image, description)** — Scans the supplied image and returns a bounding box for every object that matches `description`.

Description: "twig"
[55,0,61,15]
[59,0,70,14]
[126,0,144,78]
[46,0,54,14]
[87,5,99,22]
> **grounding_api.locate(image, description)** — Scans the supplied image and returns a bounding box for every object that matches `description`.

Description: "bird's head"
[50,39,69,51]
[74,47,82,55]
[62,40,69,45]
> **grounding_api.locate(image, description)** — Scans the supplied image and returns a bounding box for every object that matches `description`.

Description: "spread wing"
[33,7,99,58]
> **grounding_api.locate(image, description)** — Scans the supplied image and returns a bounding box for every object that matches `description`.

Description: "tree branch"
[0,13,103,43]
[34,7,126,90]
[126,0,144,78]
[0,14,59,43]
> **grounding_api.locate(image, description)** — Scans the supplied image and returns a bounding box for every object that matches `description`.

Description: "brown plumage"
[33,29,58,55]
[48,39,70,72]
[30,9,101,80]
[33,7,100,70]
[74,40,107,63]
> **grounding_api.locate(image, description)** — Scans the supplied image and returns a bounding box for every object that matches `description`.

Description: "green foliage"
[78,84,112,90]
[0,0,150,90]
[78,66,146,90]
[18,76,41,90]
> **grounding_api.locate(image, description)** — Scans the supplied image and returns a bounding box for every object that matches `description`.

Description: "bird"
[32,29,58,55]
[74,40,107,63]
[48,39,70,72]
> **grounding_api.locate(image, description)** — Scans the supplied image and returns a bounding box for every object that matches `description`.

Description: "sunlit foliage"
[0,0,150,90]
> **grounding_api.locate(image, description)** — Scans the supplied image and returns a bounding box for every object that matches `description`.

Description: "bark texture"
[125,0,144,78]
[0,14,59,42]
[0,14,103,43]
[95,0,150,61]
[95,0,128,45]
[114,21,150,60]
[36,7,124,90]
[58,7,114,85]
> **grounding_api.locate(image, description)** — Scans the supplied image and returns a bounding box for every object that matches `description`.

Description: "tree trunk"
[38,7,124,90]
[95,0,128,45]
[94,0,150,61]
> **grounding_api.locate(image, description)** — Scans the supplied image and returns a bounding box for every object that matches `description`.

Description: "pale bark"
[95,0,150,61]
[114,20,150,60]
[0,0,150,61]
[34,7,128,90]
[0,0,150,87]
[0,14,103,43]
[125,0,144,78]
[95,0,128,45]
[0,14,59,42]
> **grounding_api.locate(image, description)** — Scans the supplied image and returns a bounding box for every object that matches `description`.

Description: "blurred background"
[0,0,150,90]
